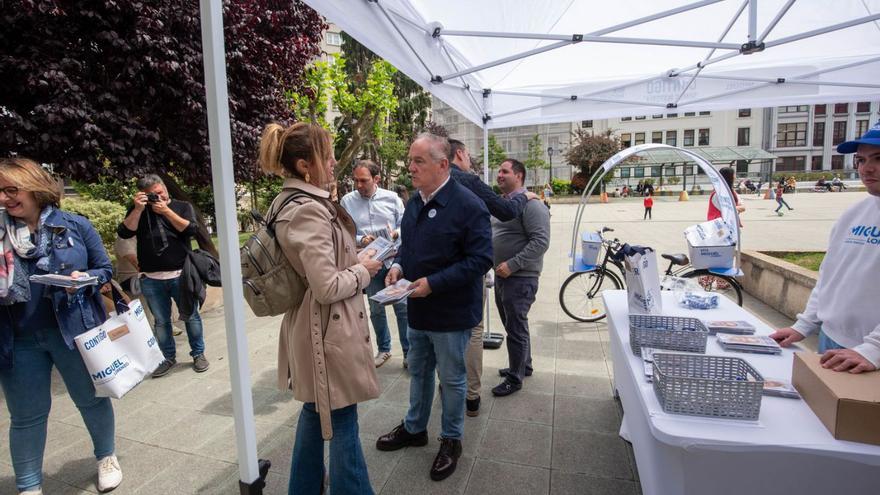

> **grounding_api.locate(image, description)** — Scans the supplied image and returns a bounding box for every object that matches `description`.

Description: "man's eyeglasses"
[0,187,19,198]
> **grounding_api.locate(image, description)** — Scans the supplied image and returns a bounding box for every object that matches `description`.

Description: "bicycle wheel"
[559,268,624,322]
[681,270,743,306]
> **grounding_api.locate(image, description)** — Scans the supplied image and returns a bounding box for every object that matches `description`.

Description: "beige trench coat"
[274,178,380,439]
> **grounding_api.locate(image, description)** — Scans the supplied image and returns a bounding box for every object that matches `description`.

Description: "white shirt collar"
[419,175,451,204]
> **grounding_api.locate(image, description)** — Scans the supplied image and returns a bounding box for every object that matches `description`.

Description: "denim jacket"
[0,209,113,369]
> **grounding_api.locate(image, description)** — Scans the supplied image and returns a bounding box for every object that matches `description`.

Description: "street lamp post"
[547,146,555,185]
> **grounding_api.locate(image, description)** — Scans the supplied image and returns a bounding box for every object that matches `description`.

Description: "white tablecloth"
[603,290,880,495]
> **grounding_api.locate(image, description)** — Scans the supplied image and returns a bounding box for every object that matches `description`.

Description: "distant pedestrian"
[643,193,654,220]
[775,181,793,216]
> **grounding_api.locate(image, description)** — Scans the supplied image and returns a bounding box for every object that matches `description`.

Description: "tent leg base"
[483,332,505,349]
[239,459,271,495]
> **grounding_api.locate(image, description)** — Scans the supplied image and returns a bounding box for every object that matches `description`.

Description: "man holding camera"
[117,174,208,377]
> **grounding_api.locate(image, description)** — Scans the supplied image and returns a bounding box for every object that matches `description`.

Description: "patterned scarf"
[0,206,54,304]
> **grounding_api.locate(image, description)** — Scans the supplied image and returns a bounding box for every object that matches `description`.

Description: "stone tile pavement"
[0,191,868,494]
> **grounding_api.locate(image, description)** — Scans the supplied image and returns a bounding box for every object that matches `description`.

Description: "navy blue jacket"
[0,210,113,369]
[396,179,493,332]
[450,164,527,221]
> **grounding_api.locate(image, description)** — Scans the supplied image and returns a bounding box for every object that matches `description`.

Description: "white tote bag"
[75,298,164,398]
[622,246,663,315]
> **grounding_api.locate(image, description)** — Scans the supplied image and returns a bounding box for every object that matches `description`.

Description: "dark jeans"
[775,197,792,212]
[644,207,652,219]
[494,276,539,386]
[141,276,205,359]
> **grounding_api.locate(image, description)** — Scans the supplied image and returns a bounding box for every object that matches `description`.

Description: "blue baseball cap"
[837,120,880,154]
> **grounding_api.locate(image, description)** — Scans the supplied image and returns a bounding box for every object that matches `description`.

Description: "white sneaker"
[97,455,123,492]
[20,489,42,495]
[374,351,391,368]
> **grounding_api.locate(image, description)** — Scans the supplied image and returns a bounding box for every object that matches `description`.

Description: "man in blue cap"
[771,121,880,373]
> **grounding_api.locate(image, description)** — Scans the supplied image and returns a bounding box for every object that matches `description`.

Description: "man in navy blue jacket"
[376,134,493,481]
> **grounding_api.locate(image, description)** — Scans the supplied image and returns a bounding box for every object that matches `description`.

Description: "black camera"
[146,193,160,203]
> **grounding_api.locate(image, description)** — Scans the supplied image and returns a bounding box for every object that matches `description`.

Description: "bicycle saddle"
[661,253,689,266]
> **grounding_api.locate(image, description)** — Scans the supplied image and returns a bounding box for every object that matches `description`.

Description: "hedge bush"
[550,178,571,195]
[62,197,127,255]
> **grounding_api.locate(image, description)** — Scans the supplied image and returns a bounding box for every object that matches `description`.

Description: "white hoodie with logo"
[792,195,880,366]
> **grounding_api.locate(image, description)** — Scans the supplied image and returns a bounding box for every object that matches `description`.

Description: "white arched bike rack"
[568,143,743,276]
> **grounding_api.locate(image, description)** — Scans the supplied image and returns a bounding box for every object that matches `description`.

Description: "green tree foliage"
[524,134,548,186]
[479,134,507,171]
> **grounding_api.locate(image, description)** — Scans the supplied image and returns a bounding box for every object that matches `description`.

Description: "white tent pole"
[370,0,434,77]
[439,44,484,116]
[589,0,724,36]
[747,0,758,42]
[482,94,491,184]
[764,13,880,48]
[696,73,880,89]
[197,0,261,490]
[758,0,796,43]
[439,41,571,81]
[680,54,880,106]
[673,0,748,105]
[671,50,741,75]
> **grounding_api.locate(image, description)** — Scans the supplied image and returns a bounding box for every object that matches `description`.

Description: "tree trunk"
[336,111,377,179]
[158,172,220,258]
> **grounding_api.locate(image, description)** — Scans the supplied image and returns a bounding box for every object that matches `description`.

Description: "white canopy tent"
[195,1,880,491]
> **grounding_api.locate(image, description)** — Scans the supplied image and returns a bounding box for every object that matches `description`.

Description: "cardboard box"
[792,352,880,446]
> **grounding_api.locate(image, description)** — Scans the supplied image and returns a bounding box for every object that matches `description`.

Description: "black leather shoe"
[430,437,462,481]
[492,379,522,397]
[498,367,533,377]
[466,397,481,417]
[376,422,428,451]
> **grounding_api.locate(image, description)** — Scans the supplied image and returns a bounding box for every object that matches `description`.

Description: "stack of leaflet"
[30,274,98,288]
[762,378,801,399]
[369,279,415,306]
[716,334,782,355]
[704,320,757,336]
[362,237,400,263]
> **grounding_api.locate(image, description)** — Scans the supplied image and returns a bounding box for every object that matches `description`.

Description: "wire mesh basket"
[652,353,764,420]
[629,315,708,356]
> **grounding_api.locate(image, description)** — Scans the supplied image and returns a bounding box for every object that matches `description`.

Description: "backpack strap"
[266,190,335,236]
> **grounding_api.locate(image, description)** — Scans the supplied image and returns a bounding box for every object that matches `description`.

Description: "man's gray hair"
[137,174,164,191]
[415,132,450,163]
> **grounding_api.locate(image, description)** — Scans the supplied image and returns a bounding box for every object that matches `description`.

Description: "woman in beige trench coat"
[258,122,382,494]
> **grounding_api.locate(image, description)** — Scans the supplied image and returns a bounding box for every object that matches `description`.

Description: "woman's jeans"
[141,276,205,359]
[818,330,846,353]
[289,403,373,495]
[0,326,115,492]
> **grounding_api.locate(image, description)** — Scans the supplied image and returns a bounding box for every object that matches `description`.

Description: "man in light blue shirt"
[341,160,409,368]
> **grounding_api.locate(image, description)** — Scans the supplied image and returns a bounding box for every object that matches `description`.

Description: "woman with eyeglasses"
[0,158,122,494]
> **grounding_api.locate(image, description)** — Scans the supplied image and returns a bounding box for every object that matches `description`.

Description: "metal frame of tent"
[194,1,880,492]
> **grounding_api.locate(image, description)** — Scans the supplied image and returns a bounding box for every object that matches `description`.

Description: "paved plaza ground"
[0,191,869,494]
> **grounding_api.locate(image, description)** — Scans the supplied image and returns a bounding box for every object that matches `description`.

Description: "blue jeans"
[404,327,470,440]
[141,276,205,359]
[0,326,115,492]
[818,330,846,353]
[775,197,792,212]
[365,267,409,355]
[289,403,372,495]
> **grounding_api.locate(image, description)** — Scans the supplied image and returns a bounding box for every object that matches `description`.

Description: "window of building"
[621,168,631,178]
[811,156,823,170]
[684,112,695,117]
[776,122,807,147]
[777,156,806,171]
[699,111,711,116]
[857,119,869,137]
[651,166,662,177]
[635,116,646,120]
[621,116,632,121]
[779,105,808,113]
[634,132,646,145]
[813,122,825,147]
[737,127,750,146]
[665,130,677,146]
[621,133,632,147]
[831,155,844,169]
[634,167,645,178]
[814,104,826,116]
[683,129,694,146]
[834,103,848,114]
[652,131,663,144]
[502,140,512,152]
[698,128,710,146]
[652,114,664,119]
[832,121,847,145]
[581,120,593,128]
[738,108,751,117]
[856,102,871,113]
[325,32,342,46]
[666,113,678,118]
[736,160,749,174]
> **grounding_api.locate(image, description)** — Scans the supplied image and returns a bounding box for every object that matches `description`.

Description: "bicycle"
[558,227,743,322]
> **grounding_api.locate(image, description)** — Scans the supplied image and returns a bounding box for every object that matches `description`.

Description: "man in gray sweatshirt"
[491,159,551,396]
